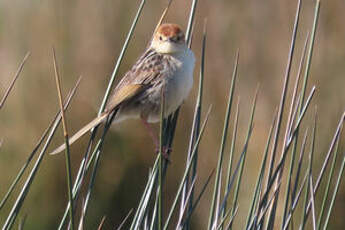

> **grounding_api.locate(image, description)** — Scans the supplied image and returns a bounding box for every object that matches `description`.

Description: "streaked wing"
[105,49,166,111]
[105,84,144,111]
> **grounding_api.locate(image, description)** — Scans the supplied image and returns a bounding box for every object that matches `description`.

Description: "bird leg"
[141,118,171,160]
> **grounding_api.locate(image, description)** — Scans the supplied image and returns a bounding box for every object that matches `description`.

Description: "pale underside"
[105,47,195,123]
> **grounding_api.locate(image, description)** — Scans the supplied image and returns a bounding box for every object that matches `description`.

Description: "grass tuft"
[2,0,344,229]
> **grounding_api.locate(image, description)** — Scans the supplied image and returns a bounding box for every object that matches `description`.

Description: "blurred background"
[0,0,344,229]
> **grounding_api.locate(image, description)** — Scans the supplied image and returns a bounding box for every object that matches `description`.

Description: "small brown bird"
[50,23,195,155]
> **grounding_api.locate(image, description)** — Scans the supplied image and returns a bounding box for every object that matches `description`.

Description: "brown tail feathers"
[49,113,108,155]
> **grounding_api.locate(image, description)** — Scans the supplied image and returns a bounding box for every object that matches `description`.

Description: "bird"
[50,23,195,156]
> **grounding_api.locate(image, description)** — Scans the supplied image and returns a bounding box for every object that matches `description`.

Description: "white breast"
[164,49,195,116]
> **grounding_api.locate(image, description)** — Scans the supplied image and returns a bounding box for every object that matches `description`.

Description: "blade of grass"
[286,1,321,225]
[160,0,199,195]
[265,0,302,227]
[52,48,75,230]
[131,157,160,230]
[291,1,321,226]
[144,215,149,230]
[186,0,198,46]
[257,87,316,225]
[208,51,239,230]
[98,0,146,115]
[163,105,212,230]
[288,92,301,140]
[58,130,114,230]
[153,0,172,35]
[80,112,117,217]
[212,173,223,230]
[281,32,310,227]
[230,86,258,229]
[148,87,168,230]
[216,206,236,230]
[58,138,98,229]
[299,0,320,109]
[81,0,146,218]
[244,112,277,229]
[303,112,345,223]
[161,0,198,178]
[58,1,146,228]
[83,0,146,190]
[181,169,215,229]
[272,87,315,185]
[300,109,317,230]
[290,127,309,211]
[158,87,166,230]
[283,112,345,229]
[266,0,301,192]
[0,102,64,210]
[316,133,340,229]
[0,52,30,110]
[289,87,315,142]
[222,98,240,225]
[283,172,309,230]
[250,139,271,229]
[309,178,316,230]
[283,96,303,229]
[132,166,155,228]
[78,199,86,230]
[289,3,321,220]
[97,216,106,230]
[181,20,207,228]
[218,124,254,219]
[149,193,158,230]
[287,33,309,137]
[74,0,147,194]
[116,209,133,230]
[17,214,27,230]
[252,180,282,229]
[177,175,198,229]
[322,152,345,230]
[2,78,81,230]
[225,206,239,230]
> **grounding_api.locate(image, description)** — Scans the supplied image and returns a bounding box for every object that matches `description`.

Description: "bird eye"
[159,36,163,41]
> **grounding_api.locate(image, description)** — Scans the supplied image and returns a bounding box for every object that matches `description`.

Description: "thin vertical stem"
[0,52,30,109]
[208,51,239,229]
[265,0,302,227]
[52,48,75,230]
[322,153,345,230]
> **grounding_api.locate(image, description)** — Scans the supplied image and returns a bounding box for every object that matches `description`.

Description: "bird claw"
[155,146,172,162]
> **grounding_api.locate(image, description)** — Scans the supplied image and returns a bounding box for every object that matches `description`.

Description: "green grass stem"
[322,152,345,230]
[245,112,277,229]
[2,78,81,230]
[52,48,75,230]
[208,51,239,230]
[181,20,207,228]
[230,86,258,229]
[265,0,302,227]
[0,52,30,110]
[282,32,310,227]
[316,135,340,229]
[163,106,212,230]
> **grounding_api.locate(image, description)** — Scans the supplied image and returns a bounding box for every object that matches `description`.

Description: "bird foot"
[155,146,172,162]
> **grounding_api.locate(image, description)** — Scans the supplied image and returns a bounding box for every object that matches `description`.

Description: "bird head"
[151,23,187,54]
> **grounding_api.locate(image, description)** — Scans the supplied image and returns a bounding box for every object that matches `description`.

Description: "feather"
[106,84,144,111]
[50,113,108,155]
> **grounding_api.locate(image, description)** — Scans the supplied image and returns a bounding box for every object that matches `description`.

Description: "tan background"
[0,0,344,229]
